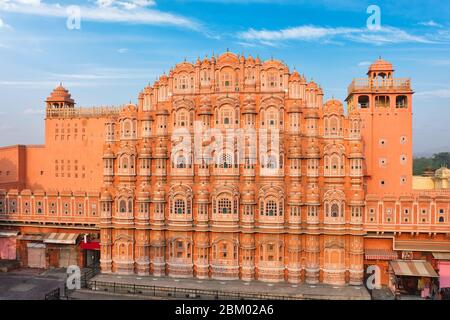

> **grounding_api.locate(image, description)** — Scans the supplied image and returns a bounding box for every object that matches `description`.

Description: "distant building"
[413,167,450,190]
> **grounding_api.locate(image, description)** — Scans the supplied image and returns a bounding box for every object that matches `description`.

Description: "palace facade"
[0,52,449,287]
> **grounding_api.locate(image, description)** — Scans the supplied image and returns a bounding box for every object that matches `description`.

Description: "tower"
[346,58,414,195]
[45,83,75,110]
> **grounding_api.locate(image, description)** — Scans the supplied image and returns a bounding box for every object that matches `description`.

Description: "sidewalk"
[88,273,371,300]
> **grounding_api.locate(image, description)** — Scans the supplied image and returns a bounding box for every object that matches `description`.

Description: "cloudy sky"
[0,0,449,155]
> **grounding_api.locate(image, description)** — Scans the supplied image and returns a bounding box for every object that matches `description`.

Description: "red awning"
[79,241,100,250]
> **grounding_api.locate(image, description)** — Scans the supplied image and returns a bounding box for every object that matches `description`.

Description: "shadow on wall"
[0,158,18,184]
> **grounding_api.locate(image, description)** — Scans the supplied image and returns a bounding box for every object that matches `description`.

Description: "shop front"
[0,229,19,260]
[44,233,80,268]
[79,238,100,268]
[389,260,439,299]
[364,248,398,288]
[432,253,450,299]
[27,242,47,268]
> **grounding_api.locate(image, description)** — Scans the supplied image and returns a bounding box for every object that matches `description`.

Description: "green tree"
[432,152,450,168]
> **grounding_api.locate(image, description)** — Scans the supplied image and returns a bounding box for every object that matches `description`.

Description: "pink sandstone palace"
[0,52,449,288]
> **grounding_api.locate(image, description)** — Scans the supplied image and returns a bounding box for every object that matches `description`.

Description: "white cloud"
[96,0,156,10]
[239,25,438,46]
[0,0,199,29]
[117,47,128,53]
[0,17,11,29]
[418,20,442,28]
[23,108,45,115]
[358,61,371,67]
[416,88,450,98]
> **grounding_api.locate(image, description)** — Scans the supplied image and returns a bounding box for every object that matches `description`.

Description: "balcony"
[348,78,411,95]
[46,105,122,119]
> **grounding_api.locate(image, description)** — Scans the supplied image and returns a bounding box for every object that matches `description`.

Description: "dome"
[196,189,210,202]
[156,109,169,116]
[288,101,301,113]
[307,81,318,89]
[137,186,150,200]
[305,108,319,119]
[103,147,115,159]
[435,167,450,179]
[46,84,75,104]
[368,58,394,73]
[141,113,153,121]
[199,97,213,115]
[306,144,320,157]
[241,188,255,203]
[139,144,152,158]
[100,190,112,201]
[289,70,301,81]
[324,99,344,114]
[153,184,165,200]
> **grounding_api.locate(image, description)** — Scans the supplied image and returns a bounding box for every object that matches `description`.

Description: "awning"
[44,233,79,245]
[0,230,19,237]
[365,249,398,260]
[433,252,450,260]
[394,240,450,253]
[390,260,438,278]
[79,241,100,250]
[17,234,44,242]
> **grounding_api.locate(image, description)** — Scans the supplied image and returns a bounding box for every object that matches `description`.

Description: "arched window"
[375,95,390,108]
[174,199,185,214]
[220,107,233,125]
[396,95,407,108]
[123,120,131,137]
[176,110,188,127]
[358,95,369,108]
[122,156,129,170]
[119,200,126,213]
[330,116,339,135]
[267,108,278,127]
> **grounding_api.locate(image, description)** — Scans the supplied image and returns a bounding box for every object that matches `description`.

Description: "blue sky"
[0,0,449,155]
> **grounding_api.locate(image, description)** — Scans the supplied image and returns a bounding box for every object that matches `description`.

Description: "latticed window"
[218,198,232,214]
[221,109,232,125]
[174,199,185,214]
[331,203,339,218]
[176,155,186,168]
[266,155,277,169]
[219,153,233,168]
[266,200,277,216]
[177,111,187,126]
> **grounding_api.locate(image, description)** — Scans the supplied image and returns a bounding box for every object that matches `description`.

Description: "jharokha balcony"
[347,77,411,94]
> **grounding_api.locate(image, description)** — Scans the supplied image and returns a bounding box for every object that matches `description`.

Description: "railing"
[88,280,300,300]
[348,78,411,94]
[46,106,123,119]
[64,264,100,297]
[44,287,61,300]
